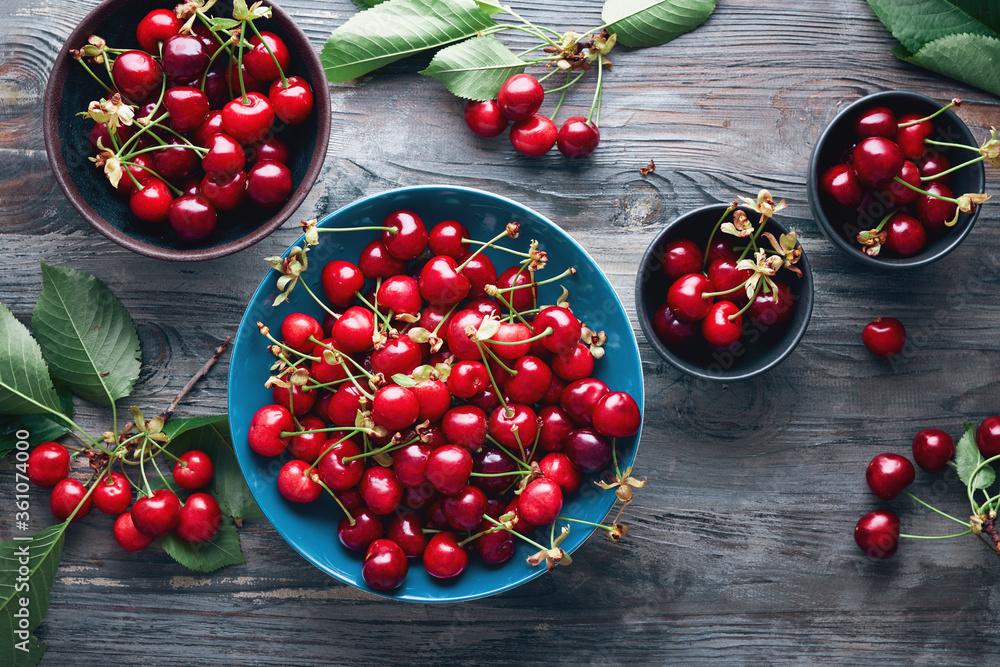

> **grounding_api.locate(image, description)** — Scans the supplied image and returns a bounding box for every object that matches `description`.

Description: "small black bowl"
[635,203,814,381]
[807,91,985,269]
[43,0,331,261]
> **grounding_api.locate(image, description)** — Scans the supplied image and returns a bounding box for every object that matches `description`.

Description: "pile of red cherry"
[464,73,600,158]
[26,440,222,550]
[76,4,314,242]
[247,209,641,591]
[818,99,982,258]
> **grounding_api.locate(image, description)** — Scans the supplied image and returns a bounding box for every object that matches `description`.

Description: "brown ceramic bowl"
[43,0,330,261]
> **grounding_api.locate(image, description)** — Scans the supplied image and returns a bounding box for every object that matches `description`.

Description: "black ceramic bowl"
[807,91,985,269]
[43,0,330,261]
[635,203,814,381]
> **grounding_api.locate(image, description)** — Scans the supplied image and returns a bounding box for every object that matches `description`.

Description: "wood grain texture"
[2,0,1000,664]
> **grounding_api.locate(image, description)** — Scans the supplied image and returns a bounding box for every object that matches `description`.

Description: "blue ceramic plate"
[228,185,644,602]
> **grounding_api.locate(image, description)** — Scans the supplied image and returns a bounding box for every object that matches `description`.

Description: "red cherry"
[532,306,580,355]
[518,477,563,525]
[472,446,519,494]
[447,360,490,399]
[497,73,544,121]
[116,153,154,197]
[152,137,199,180]
[160,34,209,82]
[866,453,915,500]
[464,99,508,137]
[560,378,609,426]
[136,9,182,54]
[490,322,533,360]
[539,452,582,494]
[130,179,173,223]
[288,415,328,463]
[372,385,420,431]
[246,159,292,208]
[172,450,214,490]
[557,116,600,158]
[976,417,1000,458]
[747,281,795,331]
[880,160,921,205]
[176,492,222,542]
[247,135,290,165]
[359,239,407,280]
[191,110,225,147]
[227,60,269,95]
[281,312,323,354]
[92,471,132,515]
[592,391,641,439]
[393,444,433,488]
[702,300,743,347]
[360,466,404,516]
[386,512,428,558]
[461,254,497,299]
[327,384,369,427]
[496,265,537,313]
[247,404,293,456]
[854,106,897,139]
[862,317,906,358]
[506,355,554,404]
[442,485,488,532]
[27,442,70,488]
[538,405,573,452]
[510,115,557,156]
[473,518,515,564]
[854,510,899,559]
[50,478,92,522]
[169,194,217,242]
[819,164,864,208]
[426,445,474,495]
[222,92,274,144]
[442,406,488,452]
[652,303,699,347]
[382,209,429,261]
[111,50,163,102]
[851,137,904,188]
[420,256,471,307]
[667,273,714,322]
[429,219,470,259]
[563,428,612,472]
[662,238,703,281]
[442,310,489,360]
[882,214,926,258]
[422,531,469,579]
[200,171,247,211]
[321,260,364,307]
[131,489,181,537]
[489,404,538,455]
[362,539,409,590]
[114,512,155,551]
[895,113,933,160]
[244,31,291,82]
[202,133,246,177]
[912,429,955,473]
[338,509,384,551]
[913,182,958,235]
[332,306,376,353]
[706,237,738,264]
[163,86,209,133]
[89,122,134,154]
[707,258,752,305]
[317,439,365,491]
[269,76,314,125]
[917,153,952,183]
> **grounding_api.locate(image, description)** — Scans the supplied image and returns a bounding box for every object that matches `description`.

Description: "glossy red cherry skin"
[562,427,612,472]
[539,452,582,494]
[130,179,173,223]
[976,416,1000,458]
[248,135,290,165]
[473,518,515,564]
[111,50,163,102]
[557,116,600,158]
[662,238,703,281]
[338,509,384,552]
[851,137,904,188]
[222,92,275,144]
[163,86,210,133]
[865,453,915,500]
[136,8,182,54]
[191,110,225,147]
[362,539,409,590]
[382,209,428,261]
[497,73,544,121]
[160,34,209,82]
[560,378,609,427]
[895,113,933,160]
[169,194,217,242]
[426,445,474,496]
[27,442,70,488]
[245,31,291,82]
[667,273,714,322]
[652,303,699,347]
[372,385,420,431]
[269,76,314,125]
[332,306,376,353]
[464,99,508,137]
[442,485,488,532]
[91,471,132,516]
[882,214,926,258]
[419,255,470,306]
[854,509,899,559]
[131,489,182,537]
[423,532,469,579]
[854,106,897,139]
[200,171,246,211]
[510,115,557,156]
[518,477,563,525]
[248,404,293,456]
[114,512,155,551]
[917,153,952,183]
[50,478,93,522]
[592,391,641,438]
[819,164,864,208]
[316,439,364,491]
[702,301,742,347]
[172,450,215,490]
[707,258,752,304]
[428,220,470,259]
[176,492,223,543]
[360,466,404,516]
[913,182,957,235]
[533,306,580,355]
[880,160,920,205]
[442,406,488,452]
[386,512,428,558]
[321,260,364,308]
[862,317,905,358]
[152,137,199,180]
[747,281,795,331]
[912,428,955,473]
[202,133,246,177]
[246,160,292,208]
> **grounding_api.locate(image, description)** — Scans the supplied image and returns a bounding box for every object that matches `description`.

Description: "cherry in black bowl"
[807,91,986,269]
[635,203,814,382]
[43,0,331,261]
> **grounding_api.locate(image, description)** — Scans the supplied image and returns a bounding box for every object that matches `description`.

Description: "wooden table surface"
[3,0,1000,664]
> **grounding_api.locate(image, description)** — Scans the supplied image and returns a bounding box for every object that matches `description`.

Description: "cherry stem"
[488,326,552,345]
[259,328,320,361]
[485,434,534,471]
[902,490,970,527]
[497,5,562,46]
[298,280,339,319]
[457,523,507,548]
[341,437,413,463]
[873,207,898,233]
[736,212,768,263]
[458,229,510,272]
[892,176,961,204]
[314,477,355,525]
[430,302,460,337]
[462,238,530,258]
[280,426,359,438]
[148,445,176,494]
[535,68,560,84]
[201,40,230,91]
[494,291,532,327]
[512,427,527,459]
[477,341,511,415]
[305,432,357,472]
[899,530,973,539]
[727,282,760,321]
[920,155,986,181]
[587,54,603,126]
[304,377,352,391]
[317,226,394,233]
[245,18,288,88]
[557,516,616,531]
[121,162,183,196]
[549,71,571,121]
[898,99,959,127]
[64,460,113,523]
[703,281,748,298]
[484,345,517,375]
[75,59,114,94]
[310,338,374,380]
[117,76,168,157]
[469,471,527,478]
[482,515,548,552]
[236,26,248,104]
[493,268,575,293]
[545,70,586,95]
[924,139,980,153]
[352,291,394,328]
[702,204,738,270]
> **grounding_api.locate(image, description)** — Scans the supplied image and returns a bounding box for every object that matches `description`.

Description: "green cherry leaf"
[31,262,141,406]
[955,422,996,490]
[866,0,999,54]
[156,519,244,573]
[896,32,1000,98]
[0,303,61,417]
[0,523,68,666]
[419,35,526,100]
[321,0,497,82]
[601,0,717,49]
